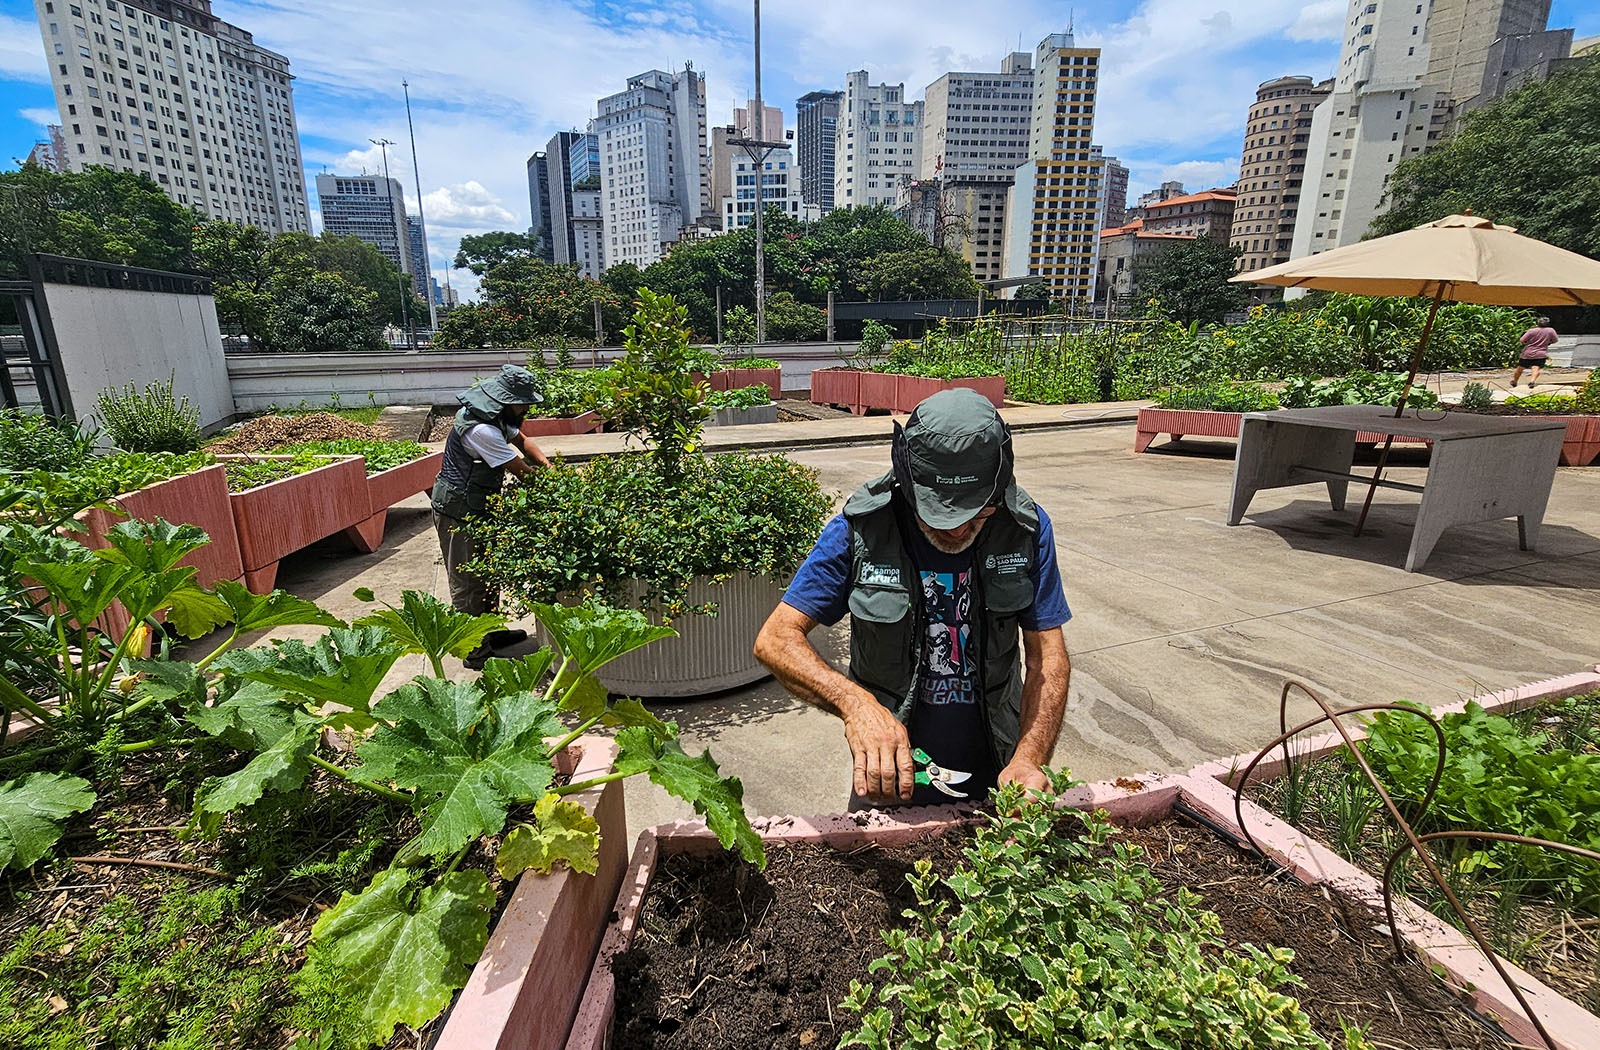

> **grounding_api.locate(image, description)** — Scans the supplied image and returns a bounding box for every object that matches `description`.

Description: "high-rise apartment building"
[595,66,710,268]
[1230,75,1332,275]
[916,52,1035,284]
[708,124,737,228]
[316,174,410,279]
[406,215,430,300]
[26,125,69,171]
[541,130,604,278]
[795,90,842,213]
[834,72,923,209]
[722,151,814,229]
[734,100,783,139]
[1292,0,1559,257]
[525,151,555,262]
[1092,146,1129,229]
[1003,32,1104,304]
[1133,180,1186,215]
[34,0,309,232]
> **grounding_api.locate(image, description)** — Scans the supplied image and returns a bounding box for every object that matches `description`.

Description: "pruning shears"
[913,749,972,799]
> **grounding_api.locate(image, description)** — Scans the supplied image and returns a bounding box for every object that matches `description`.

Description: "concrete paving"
[252,370,1598,842]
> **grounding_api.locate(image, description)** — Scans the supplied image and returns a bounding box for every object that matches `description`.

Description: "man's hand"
[998,757,1049,794]
[842,695,915,802]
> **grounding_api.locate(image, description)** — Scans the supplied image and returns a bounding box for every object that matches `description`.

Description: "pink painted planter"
[521,412,604,439]
[433,737,626,1050]
[220,455,374,593]
[714,366,782,400]
[349,451,446,554]
[1554,416,1600,467]
[857,370,900,414]
[809,367,865,413]
[565,775,1184,1050]
[1134,407,1431,453]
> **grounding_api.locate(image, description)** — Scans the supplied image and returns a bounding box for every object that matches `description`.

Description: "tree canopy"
[0,165,193,277]
[433,258,626,348]
[1133,238,1249,325]
[1371,56,1600,258]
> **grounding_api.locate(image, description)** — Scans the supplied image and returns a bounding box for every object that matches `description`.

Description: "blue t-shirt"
[783,504,1072,804]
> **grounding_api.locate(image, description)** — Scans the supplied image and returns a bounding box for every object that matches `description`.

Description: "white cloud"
[1287,0,1346,42]
[1153,158,1243,192]
[423,181,519,232]
[0,15,48,83]
[18,107,57,129]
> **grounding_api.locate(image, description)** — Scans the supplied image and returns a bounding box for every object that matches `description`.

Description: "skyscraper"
[913,53,1036,285]
[33,0,309,232]
[1003,32,1104,304]
[544,130,604,278]
[316,174,410,280]
[406,215,430,300]
[1292,0,1560,257]
[1230,75,1332,275]
[1092,146,1129,229]
[834,72,923,210]
[525,151,555,262]
[595,67,710,267]
[795,90,842,213]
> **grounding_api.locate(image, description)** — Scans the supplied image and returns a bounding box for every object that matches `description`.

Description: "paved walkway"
[266,375,1598,841]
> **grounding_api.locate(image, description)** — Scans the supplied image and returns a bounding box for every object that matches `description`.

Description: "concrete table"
[1227,405,1566,571]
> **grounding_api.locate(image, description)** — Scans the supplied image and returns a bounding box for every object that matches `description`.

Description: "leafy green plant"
[722,305,757,349]
[603,289,713,476]
[1154,382,1281,412]
[1575,370,1600,414]
[1502,392,1579,414]
[1278,371,1440,410]
[853,319,894,364]
[95,372,202,454]
[725,355,780,369]
[473,452,829,618]
[1458,381,1494,411]
[0,772,95,870]
[222,450,338,492]
[0,410,94,472]
[272,439,427,474]
[524,364,614,419]
[7,450,212,518]
[706,384,771,411]
[841,775,1338,1049]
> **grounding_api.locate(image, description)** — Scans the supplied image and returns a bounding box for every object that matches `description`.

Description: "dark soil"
[611,818,1511,1050]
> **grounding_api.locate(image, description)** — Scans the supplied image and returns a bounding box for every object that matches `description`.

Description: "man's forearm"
[755,622,870,719]
[1013,632,1070,766]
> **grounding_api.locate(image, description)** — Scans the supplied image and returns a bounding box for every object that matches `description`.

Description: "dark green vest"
[430,409,519,520]
[842,471,1040,765]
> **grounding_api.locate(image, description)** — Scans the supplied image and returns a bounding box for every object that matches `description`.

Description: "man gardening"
[754,389,1072,806]
[431,365,552,669]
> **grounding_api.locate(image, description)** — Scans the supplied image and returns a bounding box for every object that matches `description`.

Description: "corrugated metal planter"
[535,573,784,699]
[711,367,782,400]
[809,368,865,412]
[432,736,626,1050]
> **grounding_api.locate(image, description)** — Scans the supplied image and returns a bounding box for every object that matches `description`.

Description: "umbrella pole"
[1354,287,1444,537]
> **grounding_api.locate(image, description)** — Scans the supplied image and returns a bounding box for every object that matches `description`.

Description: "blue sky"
[3,0,1597,300]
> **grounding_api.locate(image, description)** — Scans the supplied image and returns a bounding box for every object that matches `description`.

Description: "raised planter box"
[219,454,377,593]
[353,450,445,552]
[709,367,782,400]
[811,369,1006,415]
[1134,407,1431,454]
[707,404,778,427]
[521,412,604,438]
[534,573,784,699]
[432,736,626,1050]
[567,762,1600,1050]
[1445,413,1600,467]
[809,367,864,413]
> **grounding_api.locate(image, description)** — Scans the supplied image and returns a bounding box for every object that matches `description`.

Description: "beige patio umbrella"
[1232,213,1600,532]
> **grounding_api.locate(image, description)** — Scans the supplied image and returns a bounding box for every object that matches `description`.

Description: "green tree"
[600,261,646,304]
[0,164,194,277]
[434,258,624,347]
[453,231,541,276]
[1372,56,1600,257]
[191,220,275,349]
[266,271,386,354]
[1134,238,1249,325]
[859,247,983,301]
[764,292,826,341]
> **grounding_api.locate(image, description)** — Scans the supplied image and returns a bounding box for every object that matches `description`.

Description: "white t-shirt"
[462,422,518,468]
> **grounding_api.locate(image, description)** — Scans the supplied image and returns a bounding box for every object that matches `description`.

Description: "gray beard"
[917,517,982,555]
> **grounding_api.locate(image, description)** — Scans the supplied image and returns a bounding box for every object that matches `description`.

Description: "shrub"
[473,452,829,618]
[1576,370,1600,414]
[525,364,613,419]
[722,304,757,347]
[1278,371,1440,410]
[1502,392,1579,414]
[707,385,771,410]
[855,319,893,361]
[765,292,826,342]
[95,373,202,454]
[725,355,780,369]
[602,289,713,476]
[1458,381,1494,411]
[0,410,94,473]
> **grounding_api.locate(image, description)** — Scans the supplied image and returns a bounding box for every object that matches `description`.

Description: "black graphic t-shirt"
[903,527,998,805]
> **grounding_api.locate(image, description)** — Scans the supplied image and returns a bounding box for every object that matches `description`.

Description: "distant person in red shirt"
[1512,317,1558,388]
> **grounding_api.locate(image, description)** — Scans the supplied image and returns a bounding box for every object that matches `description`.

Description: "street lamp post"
[403,80,439,334]
[725,0,785,344]
[370,136,414,351]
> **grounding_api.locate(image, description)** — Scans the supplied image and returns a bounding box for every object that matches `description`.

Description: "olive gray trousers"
[433,511,493,615]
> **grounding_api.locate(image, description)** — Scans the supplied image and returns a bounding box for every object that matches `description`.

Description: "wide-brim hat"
[460,364,544,417]
[893,388,1012,530]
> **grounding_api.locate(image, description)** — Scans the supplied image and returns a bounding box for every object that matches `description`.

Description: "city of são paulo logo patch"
[985,552,1028,574]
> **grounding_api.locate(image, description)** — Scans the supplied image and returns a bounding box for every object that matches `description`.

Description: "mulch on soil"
[612,817,1512,1050]
[208,412,377,453]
